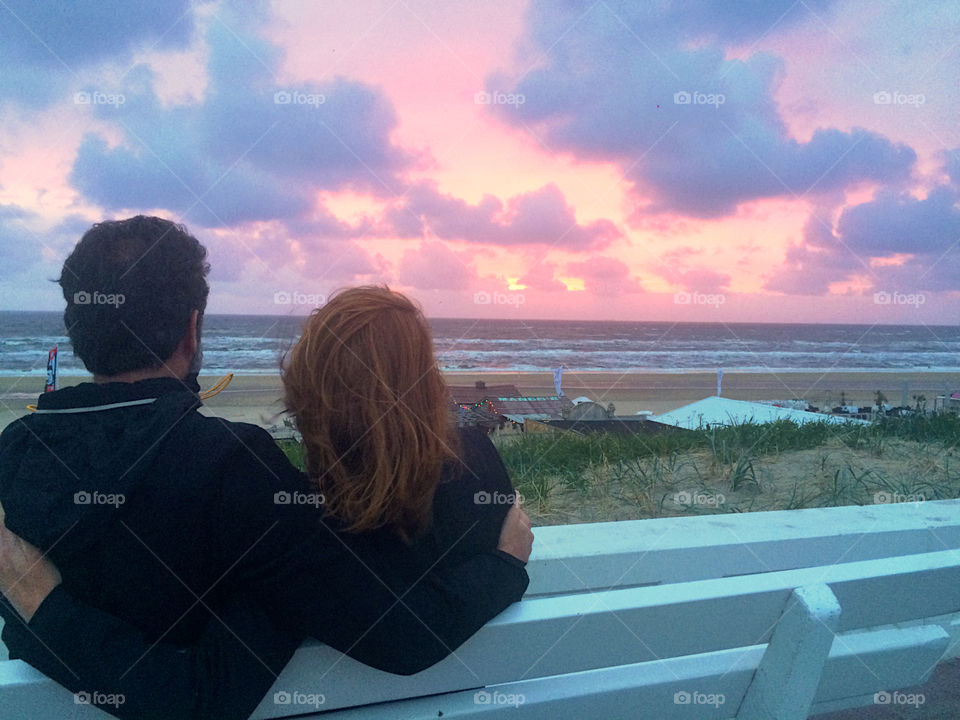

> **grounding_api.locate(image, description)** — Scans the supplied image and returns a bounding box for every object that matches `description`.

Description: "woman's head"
[283,286,457,542]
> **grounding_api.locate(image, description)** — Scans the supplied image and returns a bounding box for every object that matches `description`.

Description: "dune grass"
[495,414,960,524]
[275,413,960,525]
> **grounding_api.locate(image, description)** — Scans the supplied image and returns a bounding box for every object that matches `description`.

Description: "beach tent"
[648,395,870,430]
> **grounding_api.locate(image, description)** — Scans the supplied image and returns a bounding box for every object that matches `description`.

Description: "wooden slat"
[0,660,113,719]
[527,500,960,596]
[292,625,948,720]
[810,625,948,715]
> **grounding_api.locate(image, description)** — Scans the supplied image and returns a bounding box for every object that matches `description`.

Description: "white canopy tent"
[649,396,870,430]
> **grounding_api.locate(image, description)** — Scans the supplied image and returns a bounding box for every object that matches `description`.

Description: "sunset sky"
[0,0,958,323]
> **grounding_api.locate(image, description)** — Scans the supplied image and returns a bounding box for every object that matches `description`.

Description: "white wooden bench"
[3,499,959,719]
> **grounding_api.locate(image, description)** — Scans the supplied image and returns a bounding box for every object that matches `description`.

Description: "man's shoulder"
[191,414,275,443]
[185,414,286,463]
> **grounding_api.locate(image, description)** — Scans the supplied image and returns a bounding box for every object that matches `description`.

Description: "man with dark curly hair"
[0,216,532,720]
[58,215,210,379]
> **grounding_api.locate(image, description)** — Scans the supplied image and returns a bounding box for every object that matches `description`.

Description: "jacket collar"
[35,375,202,411]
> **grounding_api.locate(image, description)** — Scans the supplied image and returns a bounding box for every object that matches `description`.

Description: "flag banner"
[717,368,723,397]
[553,367,564,397]
[45,346,58,393]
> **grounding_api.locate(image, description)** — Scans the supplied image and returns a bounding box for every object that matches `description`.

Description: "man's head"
[58,216,210,378]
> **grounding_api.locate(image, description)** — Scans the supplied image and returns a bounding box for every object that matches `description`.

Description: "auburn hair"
[283,286,459,542]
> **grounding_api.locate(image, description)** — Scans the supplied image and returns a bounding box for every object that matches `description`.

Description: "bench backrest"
[2,500,959,719]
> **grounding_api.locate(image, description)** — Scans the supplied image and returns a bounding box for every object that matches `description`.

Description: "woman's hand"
[0,500,62,622]
[496,503,533,564]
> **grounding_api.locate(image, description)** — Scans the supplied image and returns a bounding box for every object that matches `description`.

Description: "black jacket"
[0,378,528,719]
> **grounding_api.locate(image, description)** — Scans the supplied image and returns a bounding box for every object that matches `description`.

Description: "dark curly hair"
[58,216,210,376]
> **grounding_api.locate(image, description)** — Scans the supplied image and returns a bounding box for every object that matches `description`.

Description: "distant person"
[0,217,531,720]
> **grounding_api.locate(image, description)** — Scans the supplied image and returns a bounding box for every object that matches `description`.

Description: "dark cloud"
[0,1,193,106]
[383,182,619,250]
[66,14,416,228]
[487,0,914,218]
[838,187,960,256]
[766,166,960,294]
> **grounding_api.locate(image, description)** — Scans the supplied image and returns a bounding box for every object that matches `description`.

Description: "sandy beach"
[1,369,957,429]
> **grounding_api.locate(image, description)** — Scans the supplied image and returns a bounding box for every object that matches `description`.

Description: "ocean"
[0,311,958,377]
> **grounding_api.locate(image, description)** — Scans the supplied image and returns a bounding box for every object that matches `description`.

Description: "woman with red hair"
[284,284,524,577]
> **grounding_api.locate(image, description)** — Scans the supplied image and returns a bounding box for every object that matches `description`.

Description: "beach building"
[448,381,572,429]
[495,395,572,424]
[447,381,522,406]
[649,396,871,430]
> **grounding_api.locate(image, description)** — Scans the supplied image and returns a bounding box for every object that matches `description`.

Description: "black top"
[0,378,527,719]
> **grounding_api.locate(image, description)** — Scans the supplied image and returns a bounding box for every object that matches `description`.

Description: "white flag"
[553,367,564,397]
